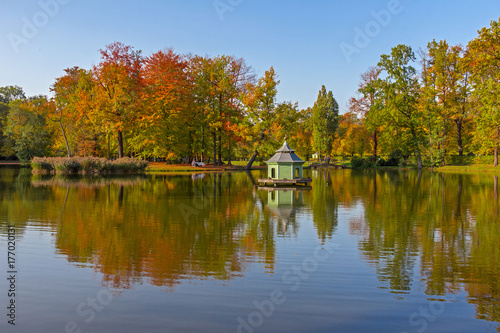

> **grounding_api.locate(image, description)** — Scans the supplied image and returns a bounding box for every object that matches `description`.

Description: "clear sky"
[1,0,499,113]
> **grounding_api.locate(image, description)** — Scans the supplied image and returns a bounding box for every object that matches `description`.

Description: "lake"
[1,167,499,333]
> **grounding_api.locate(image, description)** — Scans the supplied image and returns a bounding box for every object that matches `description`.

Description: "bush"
[383,149,403,167]
[80,157,109,174]
[362,156,377,168]
[351,156,376,168]
[112,157,148,173]
[376,158,386,167]
[31,157,54,172]
[52,157,81,174]
[29,156,148,174]
[351,156,363,168]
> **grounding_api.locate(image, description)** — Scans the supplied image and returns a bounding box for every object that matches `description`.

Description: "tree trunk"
[212,131,217,166]
[442,118,446,166]
[227,139,232,166]
[117,130,124,158]
[201,126,204,163]
[373,129,378,158]
[218,129,222,165]
[93,134,98,157]
[107,134,110,160]
[58,119,71,157]
[245,131,266,170]
[495,127,499,167]
[245,151,258,170]
[455,119,463,156]
[410,127,423,169]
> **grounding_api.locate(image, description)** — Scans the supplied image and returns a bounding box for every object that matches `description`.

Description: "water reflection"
[338,169,500,325]
[262,187,305,236]
[0,168,499,328]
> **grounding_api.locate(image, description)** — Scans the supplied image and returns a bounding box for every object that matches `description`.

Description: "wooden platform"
[257,178,312,187]
[257,186,312,191]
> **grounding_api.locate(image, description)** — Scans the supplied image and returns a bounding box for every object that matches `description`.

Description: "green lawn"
[434,164,500,173]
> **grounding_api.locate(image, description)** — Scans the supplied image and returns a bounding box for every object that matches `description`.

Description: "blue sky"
[1,0,499,113]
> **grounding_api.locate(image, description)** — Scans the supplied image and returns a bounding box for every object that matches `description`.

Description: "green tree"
[0,86,26,157]
[468,17,500,166]
[377,45,424,168]
[0,85,25,104]
[349,67,382,158]
[424,40,471,162]
[312,85,339,159]
[4,102,52,160]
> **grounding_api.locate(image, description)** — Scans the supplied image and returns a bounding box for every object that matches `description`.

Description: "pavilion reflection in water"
[261,187,308,233]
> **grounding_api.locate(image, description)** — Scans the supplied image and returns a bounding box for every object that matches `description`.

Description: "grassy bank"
[146,162,266,173]
[31,157,148,174]
[434,164,500,173]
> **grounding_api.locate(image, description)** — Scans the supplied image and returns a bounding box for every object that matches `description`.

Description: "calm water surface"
[1,168,499,332]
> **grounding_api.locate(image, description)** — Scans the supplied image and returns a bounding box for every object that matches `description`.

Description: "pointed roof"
[266,141,305,164]
[276,141,294,153]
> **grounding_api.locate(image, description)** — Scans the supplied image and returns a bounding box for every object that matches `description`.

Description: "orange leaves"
[142,48,191,113]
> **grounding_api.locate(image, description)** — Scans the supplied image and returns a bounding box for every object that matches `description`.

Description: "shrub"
[52,157,81,174]
[376,158,386,167]
[351,156,377,168]
[29,156,147,174]
[112,157,148,173]
[383,149,403,167]
[31,157,54,171]
[362,156,377,168]
[351,156,363,168]
[80,157,109,174]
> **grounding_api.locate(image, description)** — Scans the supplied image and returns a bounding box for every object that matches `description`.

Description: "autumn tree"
[93,42,143,158]
[51,67,84,157]
[349,67,382,158]
[242,67,278,169]
[332,112,370,157]
[294,107,314,161]
[191,55,253,166]
[468,17,500,166]
[424,40,471,164]
[273,101,301,148]
[135,49,192,159]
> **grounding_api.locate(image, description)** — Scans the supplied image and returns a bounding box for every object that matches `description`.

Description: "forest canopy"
[1,17,499,167]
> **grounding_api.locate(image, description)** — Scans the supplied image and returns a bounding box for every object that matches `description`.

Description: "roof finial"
[284,135,288,142]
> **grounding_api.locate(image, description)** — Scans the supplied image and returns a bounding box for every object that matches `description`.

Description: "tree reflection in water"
[0,168,499,327]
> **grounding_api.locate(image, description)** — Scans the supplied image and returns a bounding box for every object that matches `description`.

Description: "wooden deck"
[257,178,312,187]
[257,186,312,191]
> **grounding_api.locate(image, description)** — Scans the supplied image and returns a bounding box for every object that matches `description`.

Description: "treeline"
[339,17,500,167]
[0,43,339,166]
[3,18,497,167]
